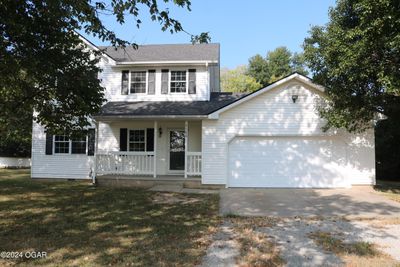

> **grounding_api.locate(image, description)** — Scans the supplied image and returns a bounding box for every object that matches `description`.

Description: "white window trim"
[129,70,148,95]
[128,129,147,152]
[53,135,88,155]
[169,69,188,94]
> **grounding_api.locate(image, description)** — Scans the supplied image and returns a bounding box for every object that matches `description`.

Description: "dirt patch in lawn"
[151,192,203,204]
[226,216,284,267]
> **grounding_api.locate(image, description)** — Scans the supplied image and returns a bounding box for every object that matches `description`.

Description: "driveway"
[220,187,400,218]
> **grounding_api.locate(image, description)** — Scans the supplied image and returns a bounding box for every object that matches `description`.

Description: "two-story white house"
[31,36,376,188]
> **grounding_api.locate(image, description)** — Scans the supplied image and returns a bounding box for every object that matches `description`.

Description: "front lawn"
[374,181,400,203]
[0,169,220,266]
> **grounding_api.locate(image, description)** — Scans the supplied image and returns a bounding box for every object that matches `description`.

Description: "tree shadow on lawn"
[0,170,220,266]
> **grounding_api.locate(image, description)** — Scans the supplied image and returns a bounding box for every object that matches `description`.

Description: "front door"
[169,130,185,171]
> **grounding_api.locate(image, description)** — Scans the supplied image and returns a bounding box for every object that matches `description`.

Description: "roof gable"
[208,73,325,119]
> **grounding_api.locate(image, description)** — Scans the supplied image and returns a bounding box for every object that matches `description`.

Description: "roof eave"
[93,114,208,121]
[114,60,218,66]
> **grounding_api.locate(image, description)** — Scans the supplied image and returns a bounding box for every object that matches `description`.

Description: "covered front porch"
[94,119,202,179]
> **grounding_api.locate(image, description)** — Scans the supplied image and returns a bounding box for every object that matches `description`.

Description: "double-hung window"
[130,71,147,94]
[54,135,87,154]
[71,136,87,154]
[128,130,146,151]
[54,135,70,154]
[170,71,187,93]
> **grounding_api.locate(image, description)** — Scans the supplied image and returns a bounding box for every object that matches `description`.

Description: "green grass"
[308,231,399,267]
[308,231,379,256]
[0,169,220,266]
[374,182,400,203]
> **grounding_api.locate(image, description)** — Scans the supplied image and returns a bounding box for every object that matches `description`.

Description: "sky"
[81,0,336,69]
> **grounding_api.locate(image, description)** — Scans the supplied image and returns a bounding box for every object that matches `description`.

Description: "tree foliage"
[303,0,400,132]
[221,66,262,93]
[247,47,308,87]
[0,0,208,155]
[0,0,208,134]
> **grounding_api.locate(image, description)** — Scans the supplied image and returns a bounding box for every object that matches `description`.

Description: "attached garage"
[202,73,376,188]
[228,136,349,188]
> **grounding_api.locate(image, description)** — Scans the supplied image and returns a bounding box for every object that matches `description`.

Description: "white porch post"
[153,121,157,178]
[184,120,188,178]
[92,121,99,184]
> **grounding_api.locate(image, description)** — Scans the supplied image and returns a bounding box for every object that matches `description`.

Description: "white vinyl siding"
[98,60,210,101]
[31,121,94,179]
[202,80,376,186]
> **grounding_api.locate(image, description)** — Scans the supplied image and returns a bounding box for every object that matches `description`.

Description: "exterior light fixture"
[158,127,163,137]
[292,95,299,103]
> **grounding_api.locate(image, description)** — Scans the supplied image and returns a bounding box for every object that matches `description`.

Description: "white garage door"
[228,136,348,188]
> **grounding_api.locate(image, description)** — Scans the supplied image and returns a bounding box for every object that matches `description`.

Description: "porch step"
[95,175,223,190]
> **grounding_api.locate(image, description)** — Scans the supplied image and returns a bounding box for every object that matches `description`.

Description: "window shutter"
[120,128,128,151]
[188,69,196,94]
[148,70,156,95]
[121,70,129,95]
[161,69,169,94]
[87,129,95,156]
[146,128,154,152]
[45,132,53,155]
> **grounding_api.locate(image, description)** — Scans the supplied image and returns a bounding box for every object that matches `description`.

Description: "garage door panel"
[228,137,348,188]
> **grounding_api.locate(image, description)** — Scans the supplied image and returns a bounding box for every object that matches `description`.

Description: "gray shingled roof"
[99,43,219,62]
[97,92,246,117]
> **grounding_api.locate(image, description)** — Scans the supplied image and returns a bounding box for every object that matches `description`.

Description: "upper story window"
[121,69,196,96]
[130,71,147,94]
[170,71,187,93]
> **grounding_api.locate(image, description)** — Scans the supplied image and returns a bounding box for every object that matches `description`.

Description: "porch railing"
[96,152,154,175]
[186,152,202,176]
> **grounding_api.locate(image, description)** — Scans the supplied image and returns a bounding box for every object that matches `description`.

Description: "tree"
[0,0,209,137]
[247,55,270,87]
[221,66,262,93]
[266,47,293,82]
[303,0,400,133]
[247,47,308,87]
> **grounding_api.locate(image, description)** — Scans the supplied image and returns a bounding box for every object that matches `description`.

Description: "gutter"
[113,60,218,66]
[93,115,208,121]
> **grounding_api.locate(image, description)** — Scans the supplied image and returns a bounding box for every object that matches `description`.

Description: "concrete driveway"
[220,187,400,218]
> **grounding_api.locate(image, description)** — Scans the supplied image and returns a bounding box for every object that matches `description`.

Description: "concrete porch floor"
[97,174,201,181]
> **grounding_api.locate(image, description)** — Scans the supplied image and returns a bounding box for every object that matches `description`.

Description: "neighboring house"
[31,36,375,188]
